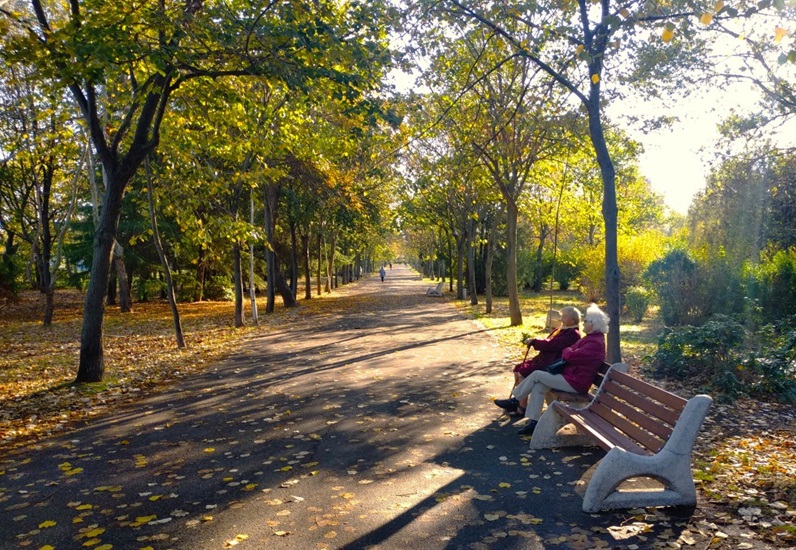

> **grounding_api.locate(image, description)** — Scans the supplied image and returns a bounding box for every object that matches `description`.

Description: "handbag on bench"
[545,358,568,375]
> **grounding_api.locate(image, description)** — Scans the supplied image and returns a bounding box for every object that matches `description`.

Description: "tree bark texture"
[506,200,522,326]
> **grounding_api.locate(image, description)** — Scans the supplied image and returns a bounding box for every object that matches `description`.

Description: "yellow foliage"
[662,28,675,42]
[700,13,713,25]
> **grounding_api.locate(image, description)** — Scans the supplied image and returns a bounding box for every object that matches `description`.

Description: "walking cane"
[508,341,532,399]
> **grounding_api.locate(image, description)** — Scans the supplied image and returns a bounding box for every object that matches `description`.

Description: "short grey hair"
[560,306,581,324]
[584,303,609,333]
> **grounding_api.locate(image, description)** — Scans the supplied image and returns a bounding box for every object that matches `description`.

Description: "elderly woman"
[494,306,582,416]
[512,303,608,436]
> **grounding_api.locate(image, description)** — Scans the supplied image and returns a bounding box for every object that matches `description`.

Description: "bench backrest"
[590,369,688,455]
[435,281,444,291]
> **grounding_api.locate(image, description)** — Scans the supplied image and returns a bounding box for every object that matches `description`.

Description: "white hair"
[559,306,581,324]
[584,303,609,333]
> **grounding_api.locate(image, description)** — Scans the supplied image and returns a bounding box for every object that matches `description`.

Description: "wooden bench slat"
[610,370,687,411]
[601,380,682,427]
[596,392,675,443]
[588,400,667,453]
[553,403,650,455]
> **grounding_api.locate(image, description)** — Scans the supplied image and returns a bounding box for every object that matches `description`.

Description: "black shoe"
[494,397,519,412]
[517,420,537,436]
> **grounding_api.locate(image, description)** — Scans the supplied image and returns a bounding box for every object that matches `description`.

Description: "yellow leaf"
[775,27,788,43]
[204,448,215,453]
[140,547,155,550]
[619,8,630,18]
[83,539,101,547]
[76,504,93,510]
[39,520,57,528]
[499,482,511,488]
[591,74,600,84]
[95,545,113,550]
[73,517,84,524]
[301,461,319,468]
[575,45,584,55]
[700,13,713,25]
[134,515,156,525]
[148,495,162,501]
[85,528,105,537]
[714,0,724,11]
[243,484,257,491]
[662,28,674,42]
[40,546,56,550]
[279,466,293,472]
[341,492,355,499]
[484,513,500,521]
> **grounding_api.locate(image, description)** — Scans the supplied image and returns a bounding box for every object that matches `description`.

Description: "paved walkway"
[1,265,697,549]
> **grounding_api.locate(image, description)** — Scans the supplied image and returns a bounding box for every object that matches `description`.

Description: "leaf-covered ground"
[1,274,794,548]
[455,291,796,547]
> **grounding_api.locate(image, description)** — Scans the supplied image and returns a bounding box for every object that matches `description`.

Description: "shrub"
[742,316,796,403]
[645,248,701,325]
[646,314,796,403]
[625,286,651,322]
[204,274,233,301]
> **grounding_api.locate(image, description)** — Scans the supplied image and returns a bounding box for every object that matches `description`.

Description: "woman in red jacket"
[493,306,581,416]
[512,303,608,436]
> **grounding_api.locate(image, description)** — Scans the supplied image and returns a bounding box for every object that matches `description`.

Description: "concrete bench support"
[530,367,712,513]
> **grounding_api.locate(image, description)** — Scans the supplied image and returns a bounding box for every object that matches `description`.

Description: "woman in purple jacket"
[493,306,581,416]
[512,303,608,436]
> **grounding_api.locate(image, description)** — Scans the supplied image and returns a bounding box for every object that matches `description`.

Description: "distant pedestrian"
[379,266,386,282]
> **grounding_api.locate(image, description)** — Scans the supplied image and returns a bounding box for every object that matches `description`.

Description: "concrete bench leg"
[581,395,712,512]
[582,447,698,512]
[529,402,596,450]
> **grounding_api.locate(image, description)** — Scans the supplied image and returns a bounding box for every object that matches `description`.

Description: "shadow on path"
[0,265,701,550]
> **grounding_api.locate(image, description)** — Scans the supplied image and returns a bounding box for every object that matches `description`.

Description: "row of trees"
[1,0,404,382]
[1,0,794,385]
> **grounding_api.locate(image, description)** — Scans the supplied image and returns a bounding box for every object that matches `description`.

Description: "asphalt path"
[1,265,698,549]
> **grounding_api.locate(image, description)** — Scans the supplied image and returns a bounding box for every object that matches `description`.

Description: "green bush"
[625,286,651,322]
[646,314,796,403]
[645,248,701,325]
[746,248,796,324]
[204,274,233,301]
[742,316,796,403]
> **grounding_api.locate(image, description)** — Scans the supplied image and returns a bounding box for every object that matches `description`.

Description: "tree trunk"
[485,221,495,314]
[146,161,185,348]
[233,243,245,327]
[302,232,311,300]
[317,232,323,296]
[289,220,298,297]
[587,101,621,362]
[468,219,478,305]
[113,241,132,312]
[274,267,297,307]
[249,194,258,324]
[76,176,124,382]
[326,231,337,294]
[456,235,466,299]
[506,200,522,325]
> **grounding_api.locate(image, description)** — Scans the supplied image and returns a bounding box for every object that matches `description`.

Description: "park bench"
[425,281,444,296]
[545,361,629,406]
[530,367,712,513]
